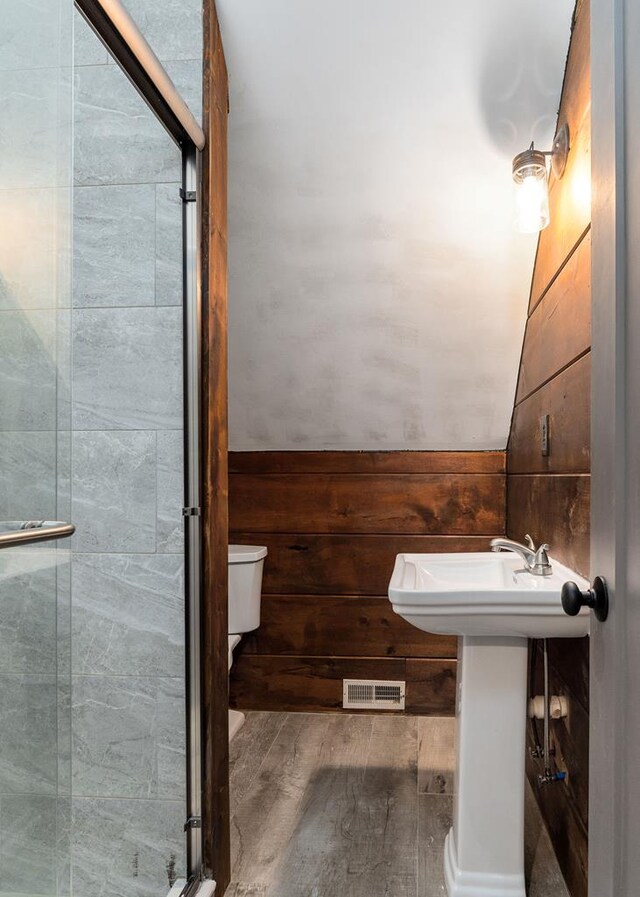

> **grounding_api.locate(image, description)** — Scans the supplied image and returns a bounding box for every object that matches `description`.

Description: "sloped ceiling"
[218,0,574,450]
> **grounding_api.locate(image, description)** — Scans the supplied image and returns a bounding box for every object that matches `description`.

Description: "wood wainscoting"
[506,2,591,895]
[228,450,506,715]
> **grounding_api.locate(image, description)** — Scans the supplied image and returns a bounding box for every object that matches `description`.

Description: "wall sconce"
[512,123,570,233]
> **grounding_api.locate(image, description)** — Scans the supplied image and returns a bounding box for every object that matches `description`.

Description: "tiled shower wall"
[0,2,74,894]
[69,4,202,895]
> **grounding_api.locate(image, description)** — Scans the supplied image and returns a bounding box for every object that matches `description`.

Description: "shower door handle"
[0,522,76,549]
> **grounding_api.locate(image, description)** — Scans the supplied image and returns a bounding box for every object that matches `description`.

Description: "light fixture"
[512,123,570,234]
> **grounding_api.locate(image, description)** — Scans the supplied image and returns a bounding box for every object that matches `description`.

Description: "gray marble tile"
[57,556,72,799]
[74,64,180,187]
[72,676,185,800]
[0,0,68,71]
[0,795,57,895]
[165,58,203,120]
[155,183,183,307]
[72,553,184,676]
[56,429,72,524]
[58,677,72,797]
[0,189,60,311]
[57,798,72,897]
[71,430,157,553]
[0,549,57,674]
[115,0,203,63]
[0,68,70,191]
[72,307,183,430]
[72,676,157,798]
[0,431,56,520]
[56,549,72,671]
[157,430,184,553]
[74,185,156,308]
[0,675,57,794]
[57,307,72,430]
[0,310,57,431]
[71,797,185,897]
[73,8,109,66]
[55,185,74,310]
[156,677,186,799]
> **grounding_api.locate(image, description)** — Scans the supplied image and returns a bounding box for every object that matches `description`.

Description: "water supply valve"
[528,695,568,720]
[538,770,567,787]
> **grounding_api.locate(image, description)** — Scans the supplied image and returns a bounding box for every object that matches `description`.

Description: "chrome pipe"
[542,637,550,772]
[0,522,75,549]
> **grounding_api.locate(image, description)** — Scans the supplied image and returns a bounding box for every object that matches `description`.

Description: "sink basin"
[388,550,590,897]
[389,551,590,638]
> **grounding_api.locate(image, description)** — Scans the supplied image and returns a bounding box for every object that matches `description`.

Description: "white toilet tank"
[228,544,267,635]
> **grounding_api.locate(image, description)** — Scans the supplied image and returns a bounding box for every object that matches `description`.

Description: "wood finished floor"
[226,712,570,897]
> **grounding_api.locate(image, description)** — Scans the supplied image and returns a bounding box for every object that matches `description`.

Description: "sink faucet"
[490,534,552,576]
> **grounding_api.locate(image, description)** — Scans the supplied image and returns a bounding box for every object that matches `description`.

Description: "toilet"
[228,544,267,741]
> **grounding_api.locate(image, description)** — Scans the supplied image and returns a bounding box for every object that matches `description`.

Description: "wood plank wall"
[506,2,590,895]
[229,451,506,714]
[201,3,231,888]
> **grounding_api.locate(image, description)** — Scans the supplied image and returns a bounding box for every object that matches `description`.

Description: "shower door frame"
[74,1,208,891]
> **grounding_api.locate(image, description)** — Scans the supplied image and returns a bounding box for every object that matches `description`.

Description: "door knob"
[561,576,609,622]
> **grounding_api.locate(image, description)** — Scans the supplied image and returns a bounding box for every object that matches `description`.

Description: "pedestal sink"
[388,552,589,897]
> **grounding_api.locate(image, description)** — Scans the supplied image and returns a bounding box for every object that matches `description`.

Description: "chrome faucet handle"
[524,534,536,551]
[532,543,553,575]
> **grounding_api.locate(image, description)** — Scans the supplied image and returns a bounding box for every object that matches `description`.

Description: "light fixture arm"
[549,122,570,178]
[512,123,570,182]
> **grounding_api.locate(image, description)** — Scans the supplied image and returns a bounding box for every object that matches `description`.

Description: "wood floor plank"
[341,715,419,897]
[417,717,456,795]
[258,714,375,896]
[418,795,453,896]
[229,713,333,882]
[228,711,572,897]
[525,782,570,896]
[224,886,267,897]
[229,711,287,809]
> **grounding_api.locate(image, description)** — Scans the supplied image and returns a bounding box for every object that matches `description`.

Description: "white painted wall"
[218,0,574,450]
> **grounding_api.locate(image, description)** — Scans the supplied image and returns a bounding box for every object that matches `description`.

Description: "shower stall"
[0,1,206,894]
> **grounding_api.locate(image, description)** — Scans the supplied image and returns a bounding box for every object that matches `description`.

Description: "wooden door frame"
[590,0,640,892]
[201,0,231,890]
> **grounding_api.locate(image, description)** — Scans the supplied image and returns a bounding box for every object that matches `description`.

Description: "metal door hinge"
[184,816,202,831]
[182,507,201,517]
[180,188,196,203]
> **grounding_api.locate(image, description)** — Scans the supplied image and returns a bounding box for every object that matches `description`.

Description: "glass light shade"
[513,161,550,234]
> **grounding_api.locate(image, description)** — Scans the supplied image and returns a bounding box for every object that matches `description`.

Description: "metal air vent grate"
[343,679,406,710]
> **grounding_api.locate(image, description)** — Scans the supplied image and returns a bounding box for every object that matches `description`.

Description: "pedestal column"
[444,636,529,897]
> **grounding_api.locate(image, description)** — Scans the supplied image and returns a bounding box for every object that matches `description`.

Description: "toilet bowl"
[228,544,267,741]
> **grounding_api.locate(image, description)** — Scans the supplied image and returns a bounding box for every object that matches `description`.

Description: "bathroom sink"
[388,551,590,638]
[388,550,589,897]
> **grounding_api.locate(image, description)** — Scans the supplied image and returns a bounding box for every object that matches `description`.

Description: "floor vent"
[343,679,406,710]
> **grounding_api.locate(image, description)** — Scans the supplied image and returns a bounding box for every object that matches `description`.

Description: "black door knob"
[561,576,609,622]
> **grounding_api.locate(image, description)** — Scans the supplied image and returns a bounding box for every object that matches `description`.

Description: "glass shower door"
[0,3,197,893]
[0,1,74,895]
